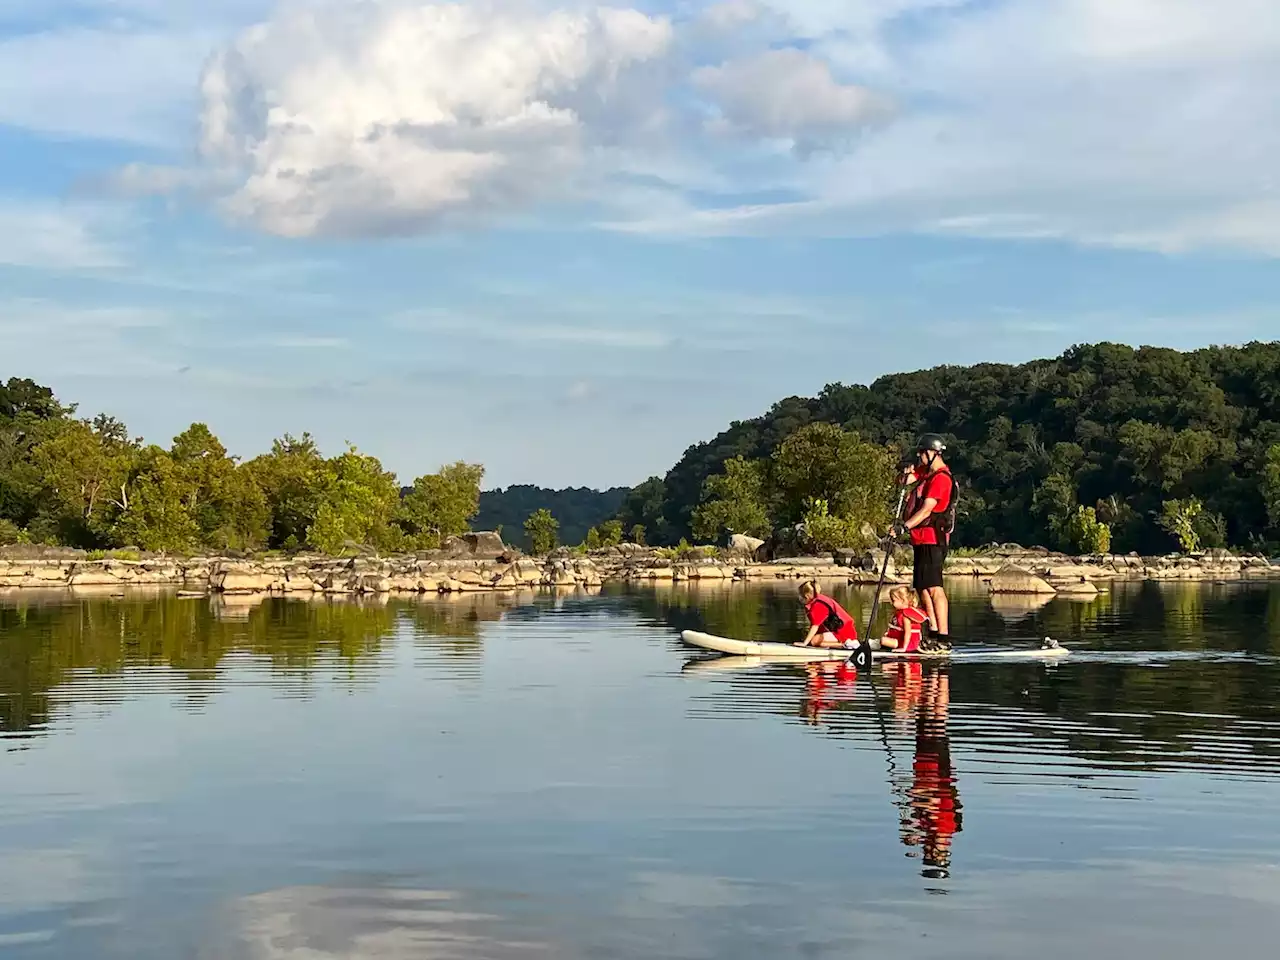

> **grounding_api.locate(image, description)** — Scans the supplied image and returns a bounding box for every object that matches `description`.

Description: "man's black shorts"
[913,544,947,590]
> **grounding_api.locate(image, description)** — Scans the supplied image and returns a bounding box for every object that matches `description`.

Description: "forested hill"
[476,485,629,550]
[617,341,1280,554]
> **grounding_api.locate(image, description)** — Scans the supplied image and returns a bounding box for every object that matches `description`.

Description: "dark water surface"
[3,579,1280,958]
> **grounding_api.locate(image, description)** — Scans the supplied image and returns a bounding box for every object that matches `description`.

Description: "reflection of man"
[888,665,962,878]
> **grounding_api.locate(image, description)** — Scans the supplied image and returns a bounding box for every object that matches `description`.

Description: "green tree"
[596,519,624,547]
[524,509,559,554]
[771,423,895,531]
[243,433,328,549]
[28,416,137,546]
[583,526,602,550]
[1118,421,1222,492]
[306,446,401,554]
[1060,506,1112,554]
[630,524,647,546]
[1158,497,1204,553]
[691,456,771,541]
[802,498,865,552]
[110,447,201,552]
[617,477,670,544]
[169,423,269,550]
[398,462,485,549]
[1264,444,1280,531]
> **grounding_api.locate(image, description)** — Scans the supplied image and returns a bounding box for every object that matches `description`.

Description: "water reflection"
[0,589,550,744]
[884,664,961,880]
[3,582,1280,958]
[223,885,550,960]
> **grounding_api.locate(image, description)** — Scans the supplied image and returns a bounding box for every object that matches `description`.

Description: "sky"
[2,0,1279,490]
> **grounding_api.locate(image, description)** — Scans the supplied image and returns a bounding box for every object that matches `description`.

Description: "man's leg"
[927,585,949,636]
[920,588,938,634]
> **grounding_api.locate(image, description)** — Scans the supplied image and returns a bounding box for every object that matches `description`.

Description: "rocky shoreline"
[1,534,1277,599]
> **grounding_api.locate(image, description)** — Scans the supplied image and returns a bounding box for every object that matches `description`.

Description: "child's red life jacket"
[885,607,928,652]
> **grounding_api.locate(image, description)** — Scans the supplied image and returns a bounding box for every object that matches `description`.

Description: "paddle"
[848,476,910,669]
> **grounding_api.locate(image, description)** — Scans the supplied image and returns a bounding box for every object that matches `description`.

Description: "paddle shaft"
[864,479,911,641]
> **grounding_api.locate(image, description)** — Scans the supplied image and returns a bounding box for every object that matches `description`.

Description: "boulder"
[215,570,280,594]
[1049,578,1099,597]
[728,534,765,557]
[688,563,730,580]
[987,566,1056,595]
[439,532,508,560]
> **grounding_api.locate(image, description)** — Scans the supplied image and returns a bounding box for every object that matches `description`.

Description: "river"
[3,579,1279,958]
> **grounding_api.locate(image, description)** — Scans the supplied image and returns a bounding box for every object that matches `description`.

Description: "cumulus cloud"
[196,1,676,237]
[50,0,1280,257]
[692,48,892,151]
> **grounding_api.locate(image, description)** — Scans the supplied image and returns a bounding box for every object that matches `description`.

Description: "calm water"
[3,579,1280,958]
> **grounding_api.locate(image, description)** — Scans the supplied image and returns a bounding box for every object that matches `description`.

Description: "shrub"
[1060,506,1112,555]
[0,519,24,546]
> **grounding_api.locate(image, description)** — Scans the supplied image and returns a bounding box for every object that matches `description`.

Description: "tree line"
[12,338,1280,558]
[0,377,485,554]
[474,484,629,551]
[616,341,1280,554]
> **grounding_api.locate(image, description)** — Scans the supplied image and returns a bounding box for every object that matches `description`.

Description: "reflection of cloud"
[0,849,94,910]
[229,885,550,959]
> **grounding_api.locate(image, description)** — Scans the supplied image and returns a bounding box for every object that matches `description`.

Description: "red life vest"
[885,607,928,652]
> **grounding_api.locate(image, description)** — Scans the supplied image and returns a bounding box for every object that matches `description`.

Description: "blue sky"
[2,0,1278,489]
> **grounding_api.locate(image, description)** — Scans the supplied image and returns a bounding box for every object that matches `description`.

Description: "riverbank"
[1,536,1278,597]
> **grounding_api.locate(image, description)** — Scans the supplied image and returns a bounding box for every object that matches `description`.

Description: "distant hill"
[475,485,630,549]
[618,340,1280,553]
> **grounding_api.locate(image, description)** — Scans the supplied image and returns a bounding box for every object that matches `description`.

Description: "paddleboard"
[680,629,1070,661]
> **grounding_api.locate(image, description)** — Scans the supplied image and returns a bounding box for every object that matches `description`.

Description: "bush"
[524,509,559,554]
[1159,498,1203,553]
[802,499,865,552]
[0,519,24,546]
[1060,506,1112,555]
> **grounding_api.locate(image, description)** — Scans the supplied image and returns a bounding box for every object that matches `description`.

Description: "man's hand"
[892,519,908,539]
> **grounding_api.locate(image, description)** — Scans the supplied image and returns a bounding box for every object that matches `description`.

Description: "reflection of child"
[801,660,858,725]
[878,586,929,653]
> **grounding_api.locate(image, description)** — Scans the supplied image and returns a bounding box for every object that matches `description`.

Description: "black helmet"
[916,433,947,453]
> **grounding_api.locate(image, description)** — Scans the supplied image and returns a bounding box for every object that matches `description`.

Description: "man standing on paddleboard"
[899,435,955,646]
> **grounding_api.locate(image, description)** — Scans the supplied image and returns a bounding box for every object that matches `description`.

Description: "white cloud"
[691,48,892,151]
[196,1,676,238]
[0,202,126,270]
[18,0,1270,259]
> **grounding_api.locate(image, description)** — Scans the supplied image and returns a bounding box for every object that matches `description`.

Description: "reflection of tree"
[0,592,401,737]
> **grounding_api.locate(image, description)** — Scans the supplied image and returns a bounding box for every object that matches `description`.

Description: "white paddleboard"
[680,629,1070,661]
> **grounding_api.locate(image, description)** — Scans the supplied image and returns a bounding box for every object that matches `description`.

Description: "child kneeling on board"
[795,580,860,648]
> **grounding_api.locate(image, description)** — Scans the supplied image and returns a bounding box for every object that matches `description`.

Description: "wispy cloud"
[390,308,675,349]
[271,336,350,350]
[0,201,126,270]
